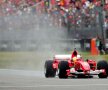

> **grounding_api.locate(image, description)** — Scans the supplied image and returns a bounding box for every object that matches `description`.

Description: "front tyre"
[97,60,108,78]
[44,60,56,78]
[58,61,69,79]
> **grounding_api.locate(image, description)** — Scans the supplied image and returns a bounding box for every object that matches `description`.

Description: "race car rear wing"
[54,55,71,60]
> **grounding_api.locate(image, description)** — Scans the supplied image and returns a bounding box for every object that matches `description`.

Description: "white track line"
[0,84,108,88]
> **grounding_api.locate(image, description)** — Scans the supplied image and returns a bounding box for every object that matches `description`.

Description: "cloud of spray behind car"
[0,8,70,70]
[0,12,69,51]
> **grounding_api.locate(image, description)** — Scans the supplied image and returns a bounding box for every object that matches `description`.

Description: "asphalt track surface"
[0,69,108,90]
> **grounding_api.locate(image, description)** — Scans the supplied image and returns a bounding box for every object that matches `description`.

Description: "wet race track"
[0,69,108,90]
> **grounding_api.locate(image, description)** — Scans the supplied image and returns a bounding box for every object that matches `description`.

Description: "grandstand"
[0,0,108,52]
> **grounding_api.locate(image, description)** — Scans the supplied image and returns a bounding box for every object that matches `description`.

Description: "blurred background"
[0,0,108,70]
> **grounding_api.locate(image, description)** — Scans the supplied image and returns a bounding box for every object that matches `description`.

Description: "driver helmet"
[73,57,77,62]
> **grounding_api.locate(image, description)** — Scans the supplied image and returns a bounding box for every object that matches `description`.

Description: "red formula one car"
[44,49,108,78]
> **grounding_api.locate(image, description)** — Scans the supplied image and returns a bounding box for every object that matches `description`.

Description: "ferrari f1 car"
[44,49,108,78]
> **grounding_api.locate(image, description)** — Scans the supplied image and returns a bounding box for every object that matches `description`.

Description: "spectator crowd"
[0,0,108,28]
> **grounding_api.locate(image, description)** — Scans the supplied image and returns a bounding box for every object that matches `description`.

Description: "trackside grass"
[0,51,47,70]
[0,51,108,70]
[80,51,108,61]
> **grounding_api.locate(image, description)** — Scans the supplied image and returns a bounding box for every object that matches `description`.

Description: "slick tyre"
[97,60,108,78]
[58,61,69,79]
[44,60,56,78]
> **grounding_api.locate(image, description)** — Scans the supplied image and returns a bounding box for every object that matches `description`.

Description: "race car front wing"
[66,68,106,76]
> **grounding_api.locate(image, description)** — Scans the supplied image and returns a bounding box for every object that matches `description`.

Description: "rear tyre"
[97,60,108,78]
[44,60,56,78]
[58,61,69,79]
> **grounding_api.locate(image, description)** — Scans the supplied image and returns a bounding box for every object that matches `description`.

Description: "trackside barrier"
[91,38,99,55]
